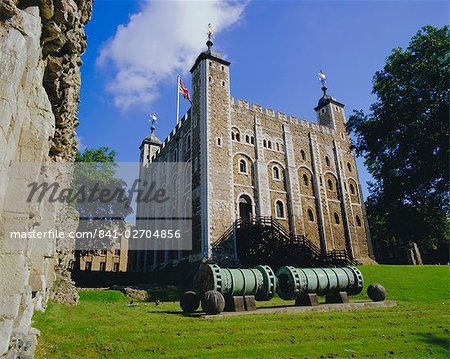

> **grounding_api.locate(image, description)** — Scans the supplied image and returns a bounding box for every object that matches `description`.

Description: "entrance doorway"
[238,195,252,220]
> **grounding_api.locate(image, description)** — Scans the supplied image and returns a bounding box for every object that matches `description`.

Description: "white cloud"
[97,0,247,111]
[75,135,86,151]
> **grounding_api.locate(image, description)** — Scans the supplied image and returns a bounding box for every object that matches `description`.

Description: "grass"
[34,265,450,358]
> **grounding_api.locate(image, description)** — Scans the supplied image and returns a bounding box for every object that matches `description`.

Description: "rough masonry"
[0,0,92,356]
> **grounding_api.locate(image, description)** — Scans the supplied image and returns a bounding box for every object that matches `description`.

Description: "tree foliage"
[347,26,449,252]
[76,146,117,163]
[73,147,132,258]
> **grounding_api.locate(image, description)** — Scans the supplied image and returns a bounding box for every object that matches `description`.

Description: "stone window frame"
[355,215,362,227]
[263,135,276,151]
[231,126,241,142]
[85,261,92,271]
[348,177,361,204]
[243,131,255,146]
[302,173,309,187]
[307,208,315,222]
[327,178,333,191]
[99,261,106,271]
[273,138,284,153]
[272,165,281,181]
[300,149,306,161]
[347,162,352,172]
[325,156,330,167]
[349,182,355,195]
[216,137,222,147]
[274,199,286,219]
[333,212,340,225]
[238,158,248,174]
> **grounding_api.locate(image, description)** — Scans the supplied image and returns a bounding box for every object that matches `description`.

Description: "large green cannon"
[181,264,365,314]
[276,266,363,305]
[198,263,277,301]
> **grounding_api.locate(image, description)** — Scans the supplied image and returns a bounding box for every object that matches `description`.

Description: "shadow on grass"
[418,333,450,350]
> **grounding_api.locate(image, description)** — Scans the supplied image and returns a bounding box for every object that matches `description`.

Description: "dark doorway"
[238,195,252,220]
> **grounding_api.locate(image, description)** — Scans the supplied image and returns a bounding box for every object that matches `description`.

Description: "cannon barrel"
[198,263,277,301]
[276,266,363,300]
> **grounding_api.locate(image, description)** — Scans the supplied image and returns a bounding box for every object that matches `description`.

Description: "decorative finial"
[149,113,157,134]
[206,23,214,53]
[319,70,327,96]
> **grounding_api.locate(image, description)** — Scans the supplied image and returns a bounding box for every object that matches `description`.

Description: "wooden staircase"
[212,216,358,268]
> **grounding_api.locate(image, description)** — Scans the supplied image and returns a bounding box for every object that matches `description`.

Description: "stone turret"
[314,84,345,130]
[140,115,161,166]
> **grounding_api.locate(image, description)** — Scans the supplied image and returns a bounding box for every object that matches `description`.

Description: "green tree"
[76,146,117,163]
[347,26,449,261]
[73,147,132,269]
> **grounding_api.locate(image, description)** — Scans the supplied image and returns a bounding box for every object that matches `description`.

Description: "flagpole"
[176,75,180,125]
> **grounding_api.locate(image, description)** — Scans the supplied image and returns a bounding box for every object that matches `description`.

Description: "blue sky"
[77,0,448,199]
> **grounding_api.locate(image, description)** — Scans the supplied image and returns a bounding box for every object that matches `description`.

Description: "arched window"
[356,215,362,227]
[276,143,280,151]
[303,174,309,186]
[280,144,284,152]
[273,166,280,180]
[275,200,285,219]
[239,159,247,173]
[325,156,330,167]
[334,212,340,225]
[350,183,355,195]
[263,139,267,148]
[347,162,352,172]
[268,141,272,149]
[328,179,333,190]
[250,136,255,145]
[307,208,314,222]
[245,135,250,143]
[232,128,241,142]
[301,150,306,161]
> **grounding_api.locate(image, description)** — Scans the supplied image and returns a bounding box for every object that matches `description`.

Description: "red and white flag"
[178,77,191,103]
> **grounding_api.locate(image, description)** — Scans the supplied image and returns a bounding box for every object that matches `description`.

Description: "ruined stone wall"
[0,0,92,356]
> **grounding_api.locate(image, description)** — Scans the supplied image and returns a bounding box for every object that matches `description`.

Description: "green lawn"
[34,265,450,358]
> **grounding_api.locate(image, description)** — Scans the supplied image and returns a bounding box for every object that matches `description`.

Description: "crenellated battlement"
[231,97,336,135]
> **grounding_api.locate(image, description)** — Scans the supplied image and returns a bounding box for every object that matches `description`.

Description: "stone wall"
[0,0,92,356]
